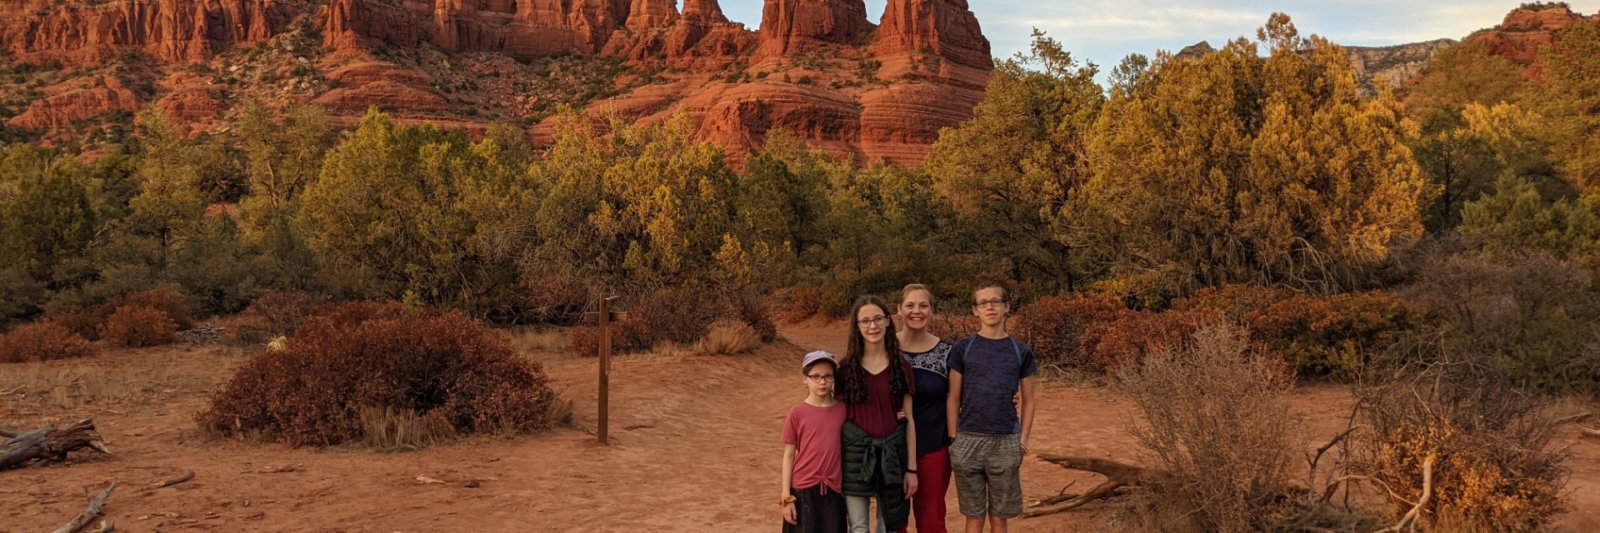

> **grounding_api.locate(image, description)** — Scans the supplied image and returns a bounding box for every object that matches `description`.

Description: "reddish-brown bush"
[44,308,108,340]
[198,310,567,447]
[736,295,778,343]
[244,290,324,337]
[1175,285,1416,378]
[99,305,177,347]
[1013,294,1130,369]
[112,289,194,330]
[568,324,627,357]
[1085,309,1225,371]
[0,321,96,363]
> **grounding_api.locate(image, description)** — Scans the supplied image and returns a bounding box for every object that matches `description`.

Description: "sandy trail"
[0,322,1595,532]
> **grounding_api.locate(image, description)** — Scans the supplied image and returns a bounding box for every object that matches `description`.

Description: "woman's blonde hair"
[900,283,934,307]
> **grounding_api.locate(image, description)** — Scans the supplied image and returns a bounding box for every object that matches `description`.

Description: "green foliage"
[925,30,1105,293]
[298,108,520,313]
[236,100,331,233]
[1082,15,1425,293]
[1461,174,1600,260]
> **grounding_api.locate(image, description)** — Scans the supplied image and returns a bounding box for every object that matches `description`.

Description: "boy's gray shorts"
[949,431,1025,518]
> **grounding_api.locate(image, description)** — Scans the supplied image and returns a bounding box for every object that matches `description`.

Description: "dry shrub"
[519,266,592,323]
[696,319,762,355]
[112,289,193,330]
[736,294,778,343]
[1399,251,1600,394]
[197,309,568,447]
[1085,309,1224,372]
[567,324,625,357]
[773,284,851,320]
[1013,294,1129,370]
[1354,361,1567,531]
[0,321,95,363]
[44,308,107,340]
[1116,321,1299,532]
[99,305,177,347]
[1175,285,1417,379]
[244,290,323,337]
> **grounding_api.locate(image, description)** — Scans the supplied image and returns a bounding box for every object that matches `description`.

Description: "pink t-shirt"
[781,401,846,494]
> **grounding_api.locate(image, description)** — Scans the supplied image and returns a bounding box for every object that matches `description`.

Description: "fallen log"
[1583,427,1600,439]
[154,471,195,488]
[52,483,116,533]
[1024,455,1164,518]
[0,427,18,438]
[0,418,110,470]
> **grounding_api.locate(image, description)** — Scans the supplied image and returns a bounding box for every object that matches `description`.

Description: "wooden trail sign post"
[583,294,626,445]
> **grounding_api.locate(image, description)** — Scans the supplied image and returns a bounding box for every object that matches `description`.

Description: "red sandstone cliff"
[1465,4,1597,64]
[2,0,993,166]
[756,0,874,59]
[0,0,288,64]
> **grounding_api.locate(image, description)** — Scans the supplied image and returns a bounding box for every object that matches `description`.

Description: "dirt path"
[1,323,1596,532]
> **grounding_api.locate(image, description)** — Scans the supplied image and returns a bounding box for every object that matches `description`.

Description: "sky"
[716,1,1600,73]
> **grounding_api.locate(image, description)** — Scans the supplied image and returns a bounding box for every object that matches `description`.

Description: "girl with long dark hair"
[837,295,918,533]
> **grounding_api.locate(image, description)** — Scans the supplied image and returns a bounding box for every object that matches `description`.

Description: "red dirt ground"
[1,321,1596,532]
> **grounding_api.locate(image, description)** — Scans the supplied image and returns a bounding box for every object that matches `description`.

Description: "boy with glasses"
[781,350,848,533]
[946,282,1037,533]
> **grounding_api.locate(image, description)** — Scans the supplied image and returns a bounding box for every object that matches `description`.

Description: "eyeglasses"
[857,315,889,327]
[974,299,1007,308]
[806,374,835,382]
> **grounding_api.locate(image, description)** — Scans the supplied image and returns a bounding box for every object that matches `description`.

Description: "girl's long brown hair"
[837,295,910,405]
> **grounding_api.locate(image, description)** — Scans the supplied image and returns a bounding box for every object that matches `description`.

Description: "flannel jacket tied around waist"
[840,419,912,530]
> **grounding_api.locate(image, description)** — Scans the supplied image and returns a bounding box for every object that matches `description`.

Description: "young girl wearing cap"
[781,350,848,533]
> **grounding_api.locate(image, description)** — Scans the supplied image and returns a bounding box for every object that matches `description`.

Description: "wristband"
[906,468,918,474]
[779,496,796,506]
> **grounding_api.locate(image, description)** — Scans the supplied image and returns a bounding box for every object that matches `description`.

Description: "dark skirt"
[783,484,846,533]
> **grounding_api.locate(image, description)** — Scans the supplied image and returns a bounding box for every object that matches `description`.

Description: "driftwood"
[1023,455,1164,517]
[0,427,18,438]
[1554,411,1594,426]
[52,483,116,533]
[0,418,110,470]
[1583,427,1600,439]
[1374,454,1436,533]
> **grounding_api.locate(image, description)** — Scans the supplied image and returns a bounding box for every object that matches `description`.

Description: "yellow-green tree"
[298,109,520,312]
[1082,14,1425,293]
[526,111,739,286]
[924,30,1105,291]
[235,100,331,232]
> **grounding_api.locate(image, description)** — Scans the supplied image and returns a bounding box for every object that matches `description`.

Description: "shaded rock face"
[1464,4,1597,64]
[0,0,288,64]
[1346,39,1457,95]
[756,0,874,59]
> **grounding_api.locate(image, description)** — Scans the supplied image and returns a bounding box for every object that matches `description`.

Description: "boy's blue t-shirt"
[949,335,1037,435]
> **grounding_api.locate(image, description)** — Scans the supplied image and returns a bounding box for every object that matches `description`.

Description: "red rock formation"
[6,76,142,131]
[680,0,727,23]
[0,0,287,64]
[871,0,990,70]
[1464,4,1595,64]
[313,80,448,111]
[325,0,630,57]
[156,88,224,124]
[625,0,676,30]
[858,81,983,165]
[756,0,873,59]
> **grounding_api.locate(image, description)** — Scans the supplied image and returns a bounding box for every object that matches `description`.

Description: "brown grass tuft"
[695,319,763,355]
